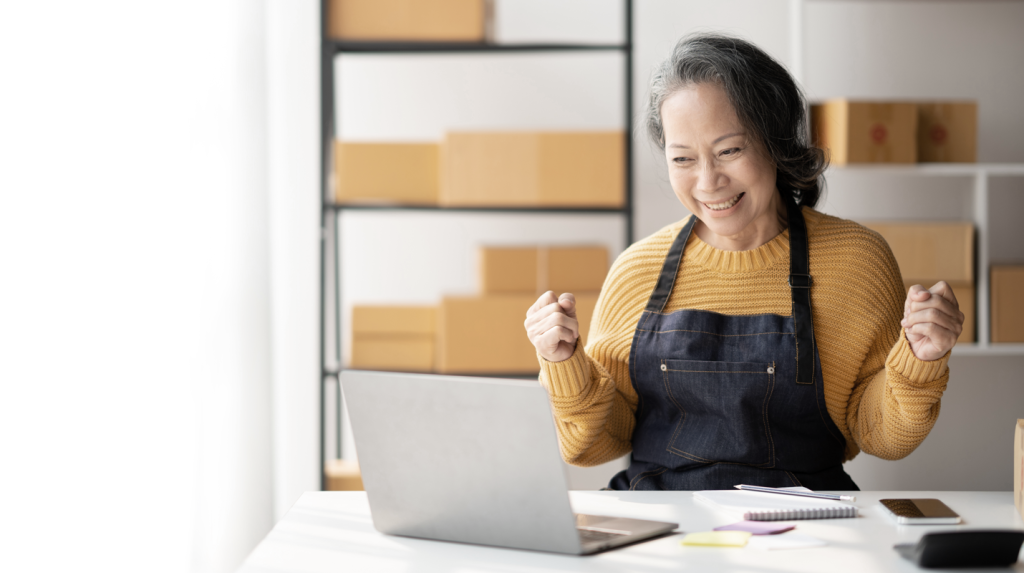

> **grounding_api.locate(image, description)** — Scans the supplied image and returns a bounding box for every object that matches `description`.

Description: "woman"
[524,34,963,491]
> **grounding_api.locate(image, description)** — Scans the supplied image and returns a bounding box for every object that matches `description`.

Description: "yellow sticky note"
[681,531,752,547]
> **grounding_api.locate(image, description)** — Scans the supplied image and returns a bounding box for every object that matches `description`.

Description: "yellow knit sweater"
[539,207,950,466]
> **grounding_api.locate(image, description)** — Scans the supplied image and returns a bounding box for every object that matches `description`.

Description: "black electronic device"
[879,498,962,525]
[893,530,1024,569]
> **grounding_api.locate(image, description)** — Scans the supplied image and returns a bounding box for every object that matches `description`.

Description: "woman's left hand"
[901,281,964,361]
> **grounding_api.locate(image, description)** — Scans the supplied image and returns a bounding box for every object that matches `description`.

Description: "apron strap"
[786,201,816,385]
[644,215,697,313]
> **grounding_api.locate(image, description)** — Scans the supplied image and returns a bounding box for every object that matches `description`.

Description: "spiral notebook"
[694,488,858,521]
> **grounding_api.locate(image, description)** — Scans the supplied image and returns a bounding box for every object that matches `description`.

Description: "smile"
[702,192,745,211]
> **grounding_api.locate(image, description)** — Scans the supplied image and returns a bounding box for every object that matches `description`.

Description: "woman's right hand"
[525,291,579,363]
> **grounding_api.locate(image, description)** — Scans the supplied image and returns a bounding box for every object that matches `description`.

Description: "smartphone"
[879,499,962,525]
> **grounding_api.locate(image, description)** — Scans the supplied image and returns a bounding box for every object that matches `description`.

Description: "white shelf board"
[827,163,1024,176]
[950,343,1024,357]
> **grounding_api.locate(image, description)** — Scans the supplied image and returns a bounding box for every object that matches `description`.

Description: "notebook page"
[694,489,857,520]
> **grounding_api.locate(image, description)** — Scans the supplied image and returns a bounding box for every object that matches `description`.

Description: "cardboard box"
[904,281,974,344]
[440,132,624,207]
[437,293,598,374]
[350,306,436,371]
[992,266,1024,343]
[546,246,609,293]
[334,142,438,205]
[811,100,917,164]
[862,222,974,284]
[479,246,609,294]
[1015,420,1023,521]
[479,247,539,294]
[327,0,486,42]
[352,305,436,335]
[325,459,363,491]
[917,102,977,163]
[351,337,435,371]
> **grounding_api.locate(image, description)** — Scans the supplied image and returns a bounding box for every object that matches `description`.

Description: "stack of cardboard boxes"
[333,132,625,207]
[438,246,607,374]
[861,222,975,343]
[349,245,609,375]
[811,100,977,164]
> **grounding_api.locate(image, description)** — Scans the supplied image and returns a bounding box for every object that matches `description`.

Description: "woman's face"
[661,82,782,251]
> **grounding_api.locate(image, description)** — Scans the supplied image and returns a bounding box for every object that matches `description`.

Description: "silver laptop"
[340,370,678,554]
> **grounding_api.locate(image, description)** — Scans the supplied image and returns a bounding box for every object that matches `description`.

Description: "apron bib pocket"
[661,359,776,467]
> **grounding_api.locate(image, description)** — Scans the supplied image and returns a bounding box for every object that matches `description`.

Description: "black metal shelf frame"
[330,41,628,54]
[326,203,629,214]
[319,0,634,490]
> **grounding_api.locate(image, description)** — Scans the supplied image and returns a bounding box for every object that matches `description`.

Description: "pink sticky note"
[714,521,795,535]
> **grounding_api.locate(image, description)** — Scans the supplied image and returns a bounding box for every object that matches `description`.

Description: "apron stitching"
[795,336,812,385]
[662,368,691,458]
[665,370,771,374]
[813,356,846,447]
[785,470,802,487]
[636,329,794,337]
[629,467,668,491]
[666,449,718,463]
[661,456,776,469]
[794,337,799,381]
[763,360,777,468]
[810,327,817,384]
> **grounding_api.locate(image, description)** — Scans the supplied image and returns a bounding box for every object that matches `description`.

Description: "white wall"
[266,0,322,520]
[1,1,276,571]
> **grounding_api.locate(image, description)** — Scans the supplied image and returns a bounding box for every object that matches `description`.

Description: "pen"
[734,484,857,502]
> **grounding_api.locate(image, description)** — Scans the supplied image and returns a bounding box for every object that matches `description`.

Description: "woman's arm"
[536,314,638,467]
[843,244,960,460]
[524,241,664,467]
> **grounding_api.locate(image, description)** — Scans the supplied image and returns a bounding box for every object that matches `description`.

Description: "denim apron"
[609,201,858,491]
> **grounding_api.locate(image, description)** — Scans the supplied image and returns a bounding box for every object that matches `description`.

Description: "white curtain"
[0,1,318,571]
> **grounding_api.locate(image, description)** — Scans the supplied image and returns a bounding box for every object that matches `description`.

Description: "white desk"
[238,491,1024,572]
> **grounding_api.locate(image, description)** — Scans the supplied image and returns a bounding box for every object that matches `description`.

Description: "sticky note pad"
[681,531,752,547]
[714,521,795,535]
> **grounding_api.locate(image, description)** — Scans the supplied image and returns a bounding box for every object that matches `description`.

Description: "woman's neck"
[694,196,789,252]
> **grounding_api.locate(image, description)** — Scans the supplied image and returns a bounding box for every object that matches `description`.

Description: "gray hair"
[645,33,827,208]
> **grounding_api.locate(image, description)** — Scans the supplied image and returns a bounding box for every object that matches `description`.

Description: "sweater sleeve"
[846,331,949,460]
[843,236,950,461]
[538,344,635,467]
[535,244,656,467]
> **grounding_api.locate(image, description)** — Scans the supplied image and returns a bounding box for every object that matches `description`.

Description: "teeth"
[704,193,743,211]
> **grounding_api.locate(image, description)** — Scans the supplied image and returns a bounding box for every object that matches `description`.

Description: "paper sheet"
[715,521,795,535]
[746,532,826,551]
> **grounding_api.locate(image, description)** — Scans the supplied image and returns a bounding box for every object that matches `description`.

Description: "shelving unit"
[827,163,1024,354]
[788,0,1024,359]
[318,1,634,489]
